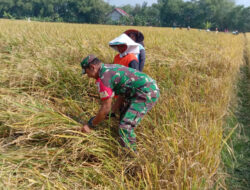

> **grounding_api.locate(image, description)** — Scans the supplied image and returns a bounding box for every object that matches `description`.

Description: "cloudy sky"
[104,0,250,7]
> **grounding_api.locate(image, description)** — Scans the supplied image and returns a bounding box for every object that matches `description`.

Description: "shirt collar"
[120,52,128,58]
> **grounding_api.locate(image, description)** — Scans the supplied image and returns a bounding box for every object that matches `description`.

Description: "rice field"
[0,19,246,189]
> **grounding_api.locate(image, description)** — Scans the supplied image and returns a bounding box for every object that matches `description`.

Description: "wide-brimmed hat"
[124,29,144,43]
[109,34,140,55]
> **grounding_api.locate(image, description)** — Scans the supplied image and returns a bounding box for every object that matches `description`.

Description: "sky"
[104,0,250,7]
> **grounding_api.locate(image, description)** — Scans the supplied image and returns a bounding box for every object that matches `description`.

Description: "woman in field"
[109,33,139,70]
[124,29,146,72]
[109,33,141,119]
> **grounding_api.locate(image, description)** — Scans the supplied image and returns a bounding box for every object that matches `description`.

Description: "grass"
[0,19,245,189]
[222,33,250,190]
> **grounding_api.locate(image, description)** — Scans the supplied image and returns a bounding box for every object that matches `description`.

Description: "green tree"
[158,0,184,26]
[124,2,160,26]
[196,0,235,29]
[204,21,212,29]
[0,0,14,17]
[180,1,199,27]
[225,5,244,30]
[0,0,249,32]
[242,7,250,32]
[3,11,14,19]
[144,4,160,26]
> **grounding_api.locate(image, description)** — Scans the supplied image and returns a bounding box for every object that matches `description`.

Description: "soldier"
[80,55,160,151]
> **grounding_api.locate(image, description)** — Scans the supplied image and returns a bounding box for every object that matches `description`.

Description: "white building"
[108,8,129,21]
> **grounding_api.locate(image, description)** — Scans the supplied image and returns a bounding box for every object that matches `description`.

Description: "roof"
[114,8,129,17]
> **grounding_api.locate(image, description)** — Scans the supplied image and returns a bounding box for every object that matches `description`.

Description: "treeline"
[0,0,112,23]
[0,0,249,32]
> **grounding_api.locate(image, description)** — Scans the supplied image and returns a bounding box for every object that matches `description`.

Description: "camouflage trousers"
[119,88,160,151]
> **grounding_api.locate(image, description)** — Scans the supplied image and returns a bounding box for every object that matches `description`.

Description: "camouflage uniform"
[96,64,160,151]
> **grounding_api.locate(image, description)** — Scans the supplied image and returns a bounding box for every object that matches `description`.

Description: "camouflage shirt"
[96,64,159,101]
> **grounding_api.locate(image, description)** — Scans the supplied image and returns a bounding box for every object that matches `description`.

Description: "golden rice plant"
[246,33,250,72]
[0,19,245,189]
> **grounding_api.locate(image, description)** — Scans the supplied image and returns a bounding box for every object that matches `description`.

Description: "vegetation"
[0,0,250,31]
[222,33,250,189]
[0,19,245,189]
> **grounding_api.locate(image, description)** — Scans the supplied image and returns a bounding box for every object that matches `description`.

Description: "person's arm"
[128,60,139,70]
[139,49,146,71]
[81,98,112,133]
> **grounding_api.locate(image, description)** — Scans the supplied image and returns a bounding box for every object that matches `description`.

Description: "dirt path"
[225,34,250,190]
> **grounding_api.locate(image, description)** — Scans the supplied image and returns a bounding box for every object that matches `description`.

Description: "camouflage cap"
[81,54,96,74]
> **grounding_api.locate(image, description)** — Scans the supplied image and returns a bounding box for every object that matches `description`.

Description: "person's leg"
[119,99,130,121]
[119,96,159,151]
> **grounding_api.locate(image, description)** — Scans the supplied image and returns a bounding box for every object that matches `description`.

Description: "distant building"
[108,8,129,21]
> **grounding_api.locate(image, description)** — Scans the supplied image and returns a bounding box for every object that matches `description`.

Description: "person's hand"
[81,124,92,133]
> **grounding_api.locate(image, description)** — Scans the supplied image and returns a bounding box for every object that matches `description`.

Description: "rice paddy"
[0,19,246,189]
